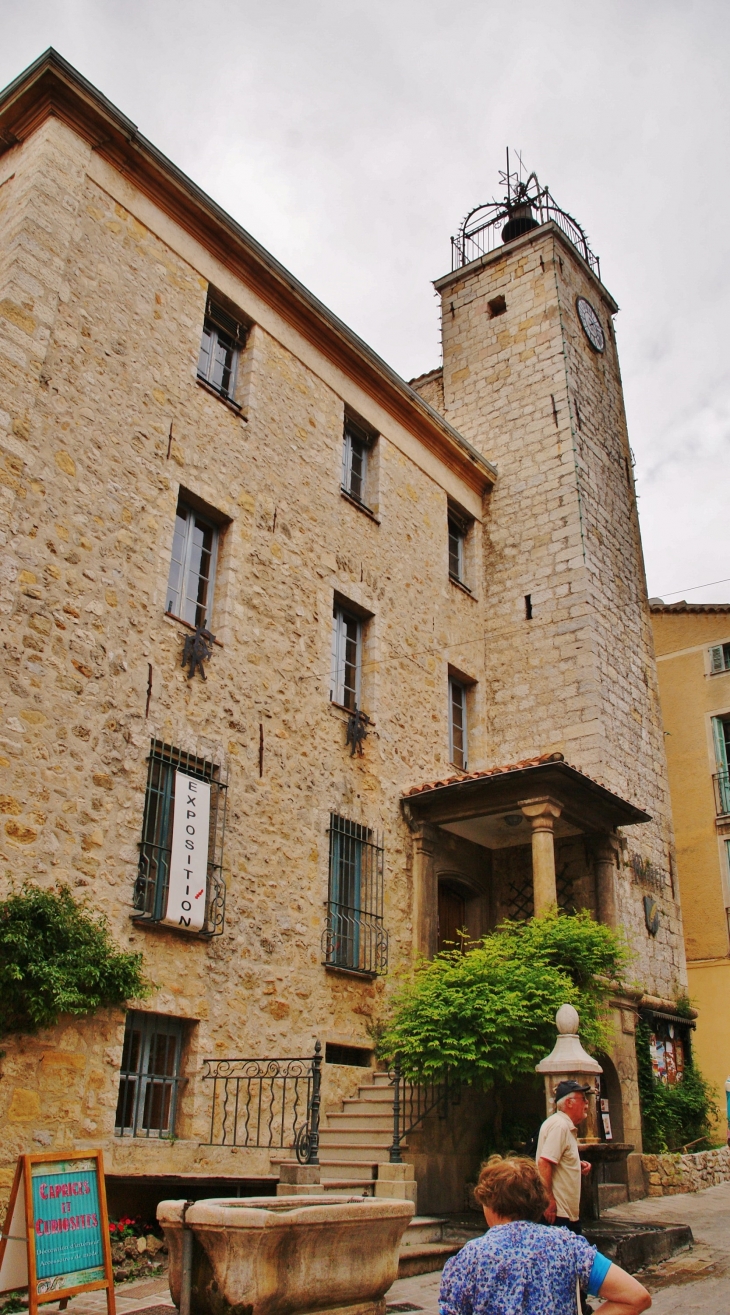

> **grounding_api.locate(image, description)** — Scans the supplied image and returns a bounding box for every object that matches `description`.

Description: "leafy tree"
[636,1018,718,1153]
[0,884,147,1036]
[378,910,628,1087]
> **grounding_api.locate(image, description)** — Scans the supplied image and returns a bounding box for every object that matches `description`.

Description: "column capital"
[519,796,563,828]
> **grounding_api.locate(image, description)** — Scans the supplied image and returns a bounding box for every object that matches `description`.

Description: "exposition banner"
[162,770,211,932]
[0,1149,115,1315]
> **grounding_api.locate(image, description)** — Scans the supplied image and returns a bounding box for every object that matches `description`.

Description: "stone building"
[650,601,730,1136]
[0,51,686,1217]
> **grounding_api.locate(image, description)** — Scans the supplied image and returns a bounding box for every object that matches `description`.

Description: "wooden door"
[438,884,466,952]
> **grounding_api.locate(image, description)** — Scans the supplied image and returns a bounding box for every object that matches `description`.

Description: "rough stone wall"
[432,229,685,998]
[642,1147,730,1196]
[0,118,488,1202]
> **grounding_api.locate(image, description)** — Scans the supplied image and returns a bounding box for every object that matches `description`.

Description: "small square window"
[331,603,363,711]
[166,502,219,629]
[115,1011,185,1138]
[342,418,374,508]
[197,295,248,404]
[709,644,730,674]
[449,677,468,770]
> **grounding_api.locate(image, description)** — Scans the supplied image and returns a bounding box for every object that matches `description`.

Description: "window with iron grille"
[133,740,227,936]
[115,1011,186,1138]
[331,603,363,711]
[709,643,730,674]
[323,814,388,976]
[448,503,470,586]
[342,417,374,508]
[449,677,468,770]
[166,501,219,629]
[197,295,247,405]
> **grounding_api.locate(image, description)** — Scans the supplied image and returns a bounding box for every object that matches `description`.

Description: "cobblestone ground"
[48,1181,730,1315]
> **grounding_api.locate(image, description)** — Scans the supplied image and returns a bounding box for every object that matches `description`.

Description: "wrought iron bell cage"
[451,168,600,279]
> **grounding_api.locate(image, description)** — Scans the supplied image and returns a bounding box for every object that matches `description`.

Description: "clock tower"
[412,174,684,998]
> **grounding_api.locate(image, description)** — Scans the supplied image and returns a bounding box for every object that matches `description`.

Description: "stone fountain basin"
[158,1194,415,1315]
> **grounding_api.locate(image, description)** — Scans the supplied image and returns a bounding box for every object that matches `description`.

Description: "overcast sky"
[2,1,729,603]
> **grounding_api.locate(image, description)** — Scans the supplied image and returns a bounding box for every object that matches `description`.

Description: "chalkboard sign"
[0,1150,115,1315]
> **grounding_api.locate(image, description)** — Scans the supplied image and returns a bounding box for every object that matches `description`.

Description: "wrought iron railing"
[451,172,600,279]
[713,770,730,816]
[387,1056,459,1164]
[201,1041,322,1164]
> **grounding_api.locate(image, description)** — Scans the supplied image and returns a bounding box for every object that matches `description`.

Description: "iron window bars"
[115,1010,185,1138]
[448,677,467,771]
[197,293,247,405]
[166,501,219,630]
[133,739,227,936]
[322,813,388,976]
[342,418,373,508]
[331,604,362,711]
[202,1041,322,1165]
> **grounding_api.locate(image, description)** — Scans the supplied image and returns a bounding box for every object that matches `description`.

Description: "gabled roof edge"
[0,49,496,493]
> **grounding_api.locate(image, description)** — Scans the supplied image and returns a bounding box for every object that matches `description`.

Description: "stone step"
[344,1093,396,1110]
[598,1183,628,1210]
[325,1113,394,1132]
[397,1242,462,1279]
[401,1216,446,1247]
[311,1143,394,1163]
[318,1129,393,1147]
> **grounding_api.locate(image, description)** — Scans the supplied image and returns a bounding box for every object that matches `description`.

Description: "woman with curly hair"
[439,1156,650,1315]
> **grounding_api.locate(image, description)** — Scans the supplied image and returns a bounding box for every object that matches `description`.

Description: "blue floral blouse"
[439,1221,597,1315]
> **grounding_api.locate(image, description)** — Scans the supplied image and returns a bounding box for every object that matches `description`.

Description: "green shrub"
[636,1018,718,1152]
[378,909,629,1086]
[0,884,148,1036]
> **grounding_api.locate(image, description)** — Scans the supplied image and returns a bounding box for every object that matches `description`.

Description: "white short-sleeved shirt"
[536,1109,581,1220]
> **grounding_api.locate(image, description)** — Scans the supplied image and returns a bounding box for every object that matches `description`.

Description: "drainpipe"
[180,1200,195,1315]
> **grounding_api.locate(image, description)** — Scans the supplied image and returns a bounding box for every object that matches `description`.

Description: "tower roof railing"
[451,171,600,280]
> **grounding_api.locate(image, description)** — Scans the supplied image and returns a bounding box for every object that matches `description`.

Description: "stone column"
[593,835,619,928]
[520,798,562,914]
[411,823,438,959]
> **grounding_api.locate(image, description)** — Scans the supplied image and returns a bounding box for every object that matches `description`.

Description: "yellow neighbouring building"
[651,600,730,1136]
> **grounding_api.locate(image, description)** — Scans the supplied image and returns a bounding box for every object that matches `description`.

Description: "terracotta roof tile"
[405,751,566,797]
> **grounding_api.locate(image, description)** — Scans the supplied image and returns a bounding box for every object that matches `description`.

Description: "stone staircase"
[272,1070,416,1201]
[272,1070,483,1276]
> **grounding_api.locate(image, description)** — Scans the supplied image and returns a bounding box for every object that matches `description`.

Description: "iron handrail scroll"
[202,1040,322,1164]
[387,1054,459,1164]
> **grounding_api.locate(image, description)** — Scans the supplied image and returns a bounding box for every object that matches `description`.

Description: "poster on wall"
[162,770,211,932]
[0,1150,115,1315]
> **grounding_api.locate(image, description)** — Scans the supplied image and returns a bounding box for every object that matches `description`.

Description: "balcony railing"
[714,771,730,816]
[322,904,389,976]
[201,1041,322,1164]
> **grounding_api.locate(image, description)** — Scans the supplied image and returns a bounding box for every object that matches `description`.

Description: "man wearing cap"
[536,1079,593,1229]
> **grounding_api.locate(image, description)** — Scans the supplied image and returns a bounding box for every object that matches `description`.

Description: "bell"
[501,202,540,244]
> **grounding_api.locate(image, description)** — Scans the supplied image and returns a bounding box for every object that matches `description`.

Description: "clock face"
[576,296,605,353]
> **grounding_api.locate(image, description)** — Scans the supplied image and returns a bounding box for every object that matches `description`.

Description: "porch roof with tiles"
[402,752,651,842]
